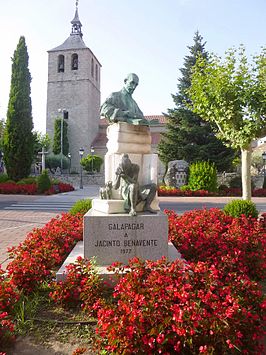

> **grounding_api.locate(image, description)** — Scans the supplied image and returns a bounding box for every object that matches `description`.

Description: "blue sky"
[0,0,265,133]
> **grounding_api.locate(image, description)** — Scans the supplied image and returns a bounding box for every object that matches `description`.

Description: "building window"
[58,55,65,73]
[96,64,98,81]
[71,54,78,70]
[91,58,94,77]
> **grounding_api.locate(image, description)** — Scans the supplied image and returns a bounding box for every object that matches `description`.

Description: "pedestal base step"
[56,241,183,282]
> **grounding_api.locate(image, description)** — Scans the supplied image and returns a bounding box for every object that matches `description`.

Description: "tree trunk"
[241,146,252,200]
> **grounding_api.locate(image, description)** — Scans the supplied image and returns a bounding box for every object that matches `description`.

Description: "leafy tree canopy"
[188,45,266,199]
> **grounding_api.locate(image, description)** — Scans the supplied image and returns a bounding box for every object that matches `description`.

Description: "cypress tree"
[158,31,236,172]
[3,36,34,180]
[52,118,69,156]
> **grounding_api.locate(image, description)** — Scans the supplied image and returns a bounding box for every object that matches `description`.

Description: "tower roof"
[48,1,87,52]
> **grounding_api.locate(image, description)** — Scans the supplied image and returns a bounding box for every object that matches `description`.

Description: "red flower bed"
[158,186,266,197]
[95,258,265,354]
[167,208,266,281]
[7,213,83,292]
[253,188,266,197]
[0,182,37,195]
[0,268,19,347]
[0,181,74,195]
[45,182,75,195]
[49,256,102,314]
[158,186,210,197]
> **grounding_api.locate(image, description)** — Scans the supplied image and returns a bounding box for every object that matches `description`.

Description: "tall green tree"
[0,119,5,151]
[3,36,34,180]
[188,46,266,200]
[53,118,69,156]
[158,31,236,172]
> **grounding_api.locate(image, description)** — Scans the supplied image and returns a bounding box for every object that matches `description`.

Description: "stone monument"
[56,73,180,281]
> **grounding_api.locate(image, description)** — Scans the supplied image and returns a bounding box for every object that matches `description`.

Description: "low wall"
[53,173,104,188]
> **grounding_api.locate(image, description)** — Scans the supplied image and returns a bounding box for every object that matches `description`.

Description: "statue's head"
[124,73,139,95]
[121,154,131,171]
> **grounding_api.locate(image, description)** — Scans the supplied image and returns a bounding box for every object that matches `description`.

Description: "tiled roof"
[145,115,167,124]
[48,35,87,52]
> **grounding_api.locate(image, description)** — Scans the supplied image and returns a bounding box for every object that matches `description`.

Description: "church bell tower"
[46,1,101,171]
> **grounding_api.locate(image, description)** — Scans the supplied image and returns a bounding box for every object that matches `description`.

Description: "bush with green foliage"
[223,199,259,218]
[45,153,69,172]
[0,173,9,183]
[69,199,92,216]
[37,169,51,193]
[16,177,36,185]
[80,154,103,173]
[188,161,217,192]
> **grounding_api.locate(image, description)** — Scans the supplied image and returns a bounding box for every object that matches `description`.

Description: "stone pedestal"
[84,209,168,265]
[55,121,181,283]
[106,122,151,154]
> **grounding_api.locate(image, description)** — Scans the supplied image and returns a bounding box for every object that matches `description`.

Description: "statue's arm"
[101,94,127,122]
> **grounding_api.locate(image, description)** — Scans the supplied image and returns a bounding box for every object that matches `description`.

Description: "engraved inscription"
[108,223,144,230]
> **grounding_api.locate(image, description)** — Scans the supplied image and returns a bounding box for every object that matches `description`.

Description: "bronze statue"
[100,73,150,126]
[114,154,157,216]
[99,181,113,200]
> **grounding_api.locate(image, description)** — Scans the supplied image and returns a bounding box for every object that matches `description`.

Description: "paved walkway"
[0,188,265,270]
[0,186,99,269]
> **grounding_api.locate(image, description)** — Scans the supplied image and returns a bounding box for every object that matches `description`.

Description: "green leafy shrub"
[0,173,9,183]
[17,177,36,185]
[37,169,51,193]
[179,184,190,191]
[80,154,103,173]
[188,161,217,192]
[69,198,92,216]
[45,153,69,172]
[223,199,259,218]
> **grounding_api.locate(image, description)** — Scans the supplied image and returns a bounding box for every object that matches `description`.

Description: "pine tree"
[3,36,34,181]
[158,31,236,172]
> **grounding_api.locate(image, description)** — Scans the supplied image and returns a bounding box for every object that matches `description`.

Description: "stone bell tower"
[46,1,101,170]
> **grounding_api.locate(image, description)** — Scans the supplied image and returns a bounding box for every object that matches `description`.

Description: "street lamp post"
[79,148,84,189]
[68,152,72,175]
[58,109,68,172]
[90,146,95,173]
[262,151,266,188]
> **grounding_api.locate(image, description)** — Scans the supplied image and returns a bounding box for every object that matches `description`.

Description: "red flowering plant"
[0,268,19,347]
[158,186,210,197]
[95,257,265,354]
[6,213,83,292]
[0,181,74,195]
[252,188,266,197]
[0,182,37,195]
[167,208,266,281]
[45,182,75,195]
[49,256,103,315]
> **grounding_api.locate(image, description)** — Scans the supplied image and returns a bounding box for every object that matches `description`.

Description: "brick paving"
[0,210,59,269]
